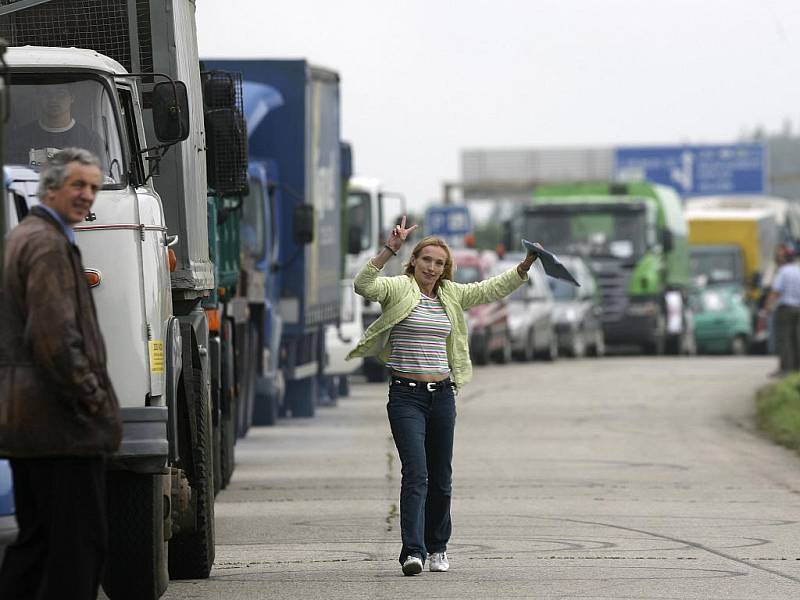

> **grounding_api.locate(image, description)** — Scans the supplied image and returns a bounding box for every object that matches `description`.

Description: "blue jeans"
[387,376,456,565]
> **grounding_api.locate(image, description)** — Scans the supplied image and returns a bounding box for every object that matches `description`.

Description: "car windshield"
[524,209,647,259]
[549,277,578,300]
[453,265,481,284]
[6,74,126,186]
[690,250,742,284]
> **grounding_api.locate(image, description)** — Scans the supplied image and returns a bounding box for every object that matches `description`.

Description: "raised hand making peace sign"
[384,215,418,254]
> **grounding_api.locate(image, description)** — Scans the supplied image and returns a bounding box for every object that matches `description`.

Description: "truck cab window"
[117,87,145,186]
[242,177,266,258]
[5,74,126,187]
[346,191,372,251]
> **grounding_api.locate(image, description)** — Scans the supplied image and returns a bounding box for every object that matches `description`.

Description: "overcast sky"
[196,0,800,213]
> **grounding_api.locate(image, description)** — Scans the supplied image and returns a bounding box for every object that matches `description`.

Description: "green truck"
[507,182,692,354]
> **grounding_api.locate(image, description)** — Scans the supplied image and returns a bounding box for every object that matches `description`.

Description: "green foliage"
[756,373,800,451]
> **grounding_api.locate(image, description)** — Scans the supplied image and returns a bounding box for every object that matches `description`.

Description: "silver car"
[492,258,558,361]
[549,255,605,357]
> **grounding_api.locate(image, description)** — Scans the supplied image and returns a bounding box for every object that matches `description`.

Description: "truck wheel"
[287,377,316,418]
[236,322,259,438]
[337,375,350,396]
[220,325,236,489]
[103,472,169,600]
[253,375,278,426]
[169,368,215,580]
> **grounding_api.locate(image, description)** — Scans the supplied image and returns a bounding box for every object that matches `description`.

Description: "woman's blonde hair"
[404,236,455,288]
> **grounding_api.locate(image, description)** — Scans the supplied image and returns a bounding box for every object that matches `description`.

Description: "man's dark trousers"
[775,305,800,373]
[0,457,107,599]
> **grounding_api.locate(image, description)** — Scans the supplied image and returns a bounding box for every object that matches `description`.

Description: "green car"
[689,245,753,354]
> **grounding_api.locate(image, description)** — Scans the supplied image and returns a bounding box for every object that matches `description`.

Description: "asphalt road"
[163,355,800,599]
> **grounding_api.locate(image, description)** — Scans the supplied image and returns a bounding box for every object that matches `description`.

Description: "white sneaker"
[402,555,423,576]
[428,551,449,572]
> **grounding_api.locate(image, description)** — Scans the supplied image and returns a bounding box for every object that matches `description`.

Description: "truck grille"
[0,0,153,74]
[589,258,633,322]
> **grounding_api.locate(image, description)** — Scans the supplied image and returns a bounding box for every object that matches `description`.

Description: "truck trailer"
[206,59,343,419]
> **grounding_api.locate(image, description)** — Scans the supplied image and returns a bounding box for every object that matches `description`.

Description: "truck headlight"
[701,291,727,313]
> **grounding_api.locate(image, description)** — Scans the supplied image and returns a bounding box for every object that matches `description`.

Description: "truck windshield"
[690,250,742,284]
[524,210,647,259]
[6,74,126,186]
[346,191,372,252]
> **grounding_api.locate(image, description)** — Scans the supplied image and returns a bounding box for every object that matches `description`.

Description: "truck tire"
[236,321,259,438]
[337,375,350,396]
[287,377,316,418]
[169,368,215,580]
[103,472,169,600]
[220,323,236,489]
[253,375,278,426]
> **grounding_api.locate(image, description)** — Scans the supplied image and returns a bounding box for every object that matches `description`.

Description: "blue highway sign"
[425,205,472,237]
[614,143,765,196]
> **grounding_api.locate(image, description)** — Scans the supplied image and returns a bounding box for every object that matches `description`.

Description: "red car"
[451,249,512,365]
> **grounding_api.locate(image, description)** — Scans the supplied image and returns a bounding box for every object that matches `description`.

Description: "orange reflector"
[206,308,220,333]
[168,248,177,272]
[84,270,101,288]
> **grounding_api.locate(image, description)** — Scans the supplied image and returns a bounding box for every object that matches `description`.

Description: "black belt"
[391,377,456,392]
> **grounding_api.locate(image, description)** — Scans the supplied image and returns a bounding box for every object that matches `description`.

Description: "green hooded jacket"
[346,260,527,388]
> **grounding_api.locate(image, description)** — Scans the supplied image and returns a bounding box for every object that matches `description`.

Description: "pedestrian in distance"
[0,148,122,598]
[766,243,800,377]
[347,217,538,576]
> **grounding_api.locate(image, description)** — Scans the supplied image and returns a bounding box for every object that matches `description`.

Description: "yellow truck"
[687,208,778,297]
[686,208,779,352]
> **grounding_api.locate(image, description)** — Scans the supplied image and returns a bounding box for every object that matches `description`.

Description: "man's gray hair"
[37,147,102,200]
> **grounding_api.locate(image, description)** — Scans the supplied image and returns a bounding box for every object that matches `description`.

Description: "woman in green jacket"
[348,217,537,576]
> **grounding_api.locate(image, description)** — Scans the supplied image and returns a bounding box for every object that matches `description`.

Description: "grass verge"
[756,373,800,452]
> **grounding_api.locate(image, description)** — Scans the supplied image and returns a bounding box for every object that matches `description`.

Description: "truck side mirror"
[293,204,314,245]
[751,271,762,288]
[661,229,674,253]
[152,81,190,143]
[347,225,363,255]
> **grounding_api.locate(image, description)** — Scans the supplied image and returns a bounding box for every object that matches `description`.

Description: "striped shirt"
[386,293,451,375]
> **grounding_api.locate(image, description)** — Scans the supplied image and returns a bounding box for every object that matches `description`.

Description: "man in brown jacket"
[0,148,122,598]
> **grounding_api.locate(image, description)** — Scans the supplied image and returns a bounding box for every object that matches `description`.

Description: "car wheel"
[731,335,748,356]
[544,330,558,362]
[570,330,586,358]
[521,331,535,362]
[589,329,606,357]
[472,337,489,366]
[496,335,512,364]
